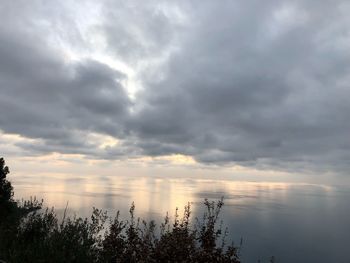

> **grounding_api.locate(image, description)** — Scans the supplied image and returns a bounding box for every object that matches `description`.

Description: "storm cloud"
[1,0,350,174]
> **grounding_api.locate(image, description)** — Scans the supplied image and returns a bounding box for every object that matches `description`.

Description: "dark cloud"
[0,1,131,156]
[123,0,350,173]
[1,0,350,174]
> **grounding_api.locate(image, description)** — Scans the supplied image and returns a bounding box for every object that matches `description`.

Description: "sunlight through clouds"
[1,0,350,179]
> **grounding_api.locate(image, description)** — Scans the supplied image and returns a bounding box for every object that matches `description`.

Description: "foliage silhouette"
[0,157,241,262]
[0,157,12,204]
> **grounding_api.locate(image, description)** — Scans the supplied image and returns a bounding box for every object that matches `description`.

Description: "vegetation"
[0,157,241,262]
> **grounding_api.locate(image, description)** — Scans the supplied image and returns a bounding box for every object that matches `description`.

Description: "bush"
[0,158,42,261]
[0,158,241,263]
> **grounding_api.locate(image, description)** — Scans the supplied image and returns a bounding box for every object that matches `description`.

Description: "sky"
[1,0,350,184]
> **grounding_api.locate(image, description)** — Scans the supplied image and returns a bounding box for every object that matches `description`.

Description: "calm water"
[12,173,350,263]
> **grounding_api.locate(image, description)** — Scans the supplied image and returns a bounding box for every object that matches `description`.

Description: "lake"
[12,173,350,263]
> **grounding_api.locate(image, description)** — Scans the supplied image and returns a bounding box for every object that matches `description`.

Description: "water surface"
[12,173,350,263]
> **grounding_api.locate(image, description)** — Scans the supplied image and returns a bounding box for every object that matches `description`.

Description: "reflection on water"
[12,173,350,263]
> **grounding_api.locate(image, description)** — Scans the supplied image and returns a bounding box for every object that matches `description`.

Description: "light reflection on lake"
[12,173,350,263]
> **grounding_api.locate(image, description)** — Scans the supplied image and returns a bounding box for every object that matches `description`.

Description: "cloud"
[0,1,131,157]
[123,0,350,173]
[1,0,350,175]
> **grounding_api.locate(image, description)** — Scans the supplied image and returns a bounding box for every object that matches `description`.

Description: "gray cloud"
[0,1,131,156]
[124,0,350,173]
[102,0,179,64]
[1,0,350,174]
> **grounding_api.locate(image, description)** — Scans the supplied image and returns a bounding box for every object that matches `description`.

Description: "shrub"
[0,158,241,263]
